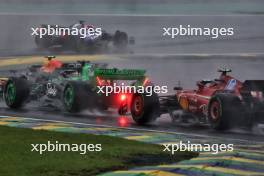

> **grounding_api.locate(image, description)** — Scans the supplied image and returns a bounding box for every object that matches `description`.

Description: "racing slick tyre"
[63,81,94,113]
[4,77,30,109]
[130,92,160,125]
[113,31,128,49]
[208,93,243,130]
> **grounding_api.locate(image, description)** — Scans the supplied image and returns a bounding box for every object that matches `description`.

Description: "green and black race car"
[0,56,159,125]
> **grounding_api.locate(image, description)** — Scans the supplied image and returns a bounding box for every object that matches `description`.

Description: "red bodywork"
[176,73,243,117]
[41,59,62,73]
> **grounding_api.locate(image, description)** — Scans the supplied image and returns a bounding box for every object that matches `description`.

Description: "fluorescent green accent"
[94,68,146,80]
[81,63,90,81]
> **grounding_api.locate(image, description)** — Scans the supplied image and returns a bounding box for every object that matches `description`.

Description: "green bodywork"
[94,68,146,80]
[29,63,147,98]
[63,63,147,87]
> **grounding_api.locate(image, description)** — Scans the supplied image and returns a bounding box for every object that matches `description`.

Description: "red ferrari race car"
[132,68,264,130]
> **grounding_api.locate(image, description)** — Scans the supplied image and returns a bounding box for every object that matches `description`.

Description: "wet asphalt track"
[0,0,264,143]
[0,55,264,142]
[0,14,264,56]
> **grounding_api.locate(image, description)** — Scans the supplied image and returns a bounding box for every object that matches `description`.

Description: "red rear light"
[120,94,126,101]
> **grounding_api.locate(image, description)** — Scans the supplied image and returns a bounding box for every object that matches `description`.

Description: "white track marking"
[1,115,263,144]
[0,13,264,17]
[118,53,264,57]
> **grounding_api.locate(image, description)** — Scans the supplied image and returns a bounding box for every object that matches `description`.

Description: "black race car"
[34,21,135,53]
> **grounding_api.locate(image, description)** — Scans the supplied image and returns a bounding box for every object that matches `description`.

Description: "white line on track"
[119,53,264,57]
[1,115,263,144]
[0,13,264,17]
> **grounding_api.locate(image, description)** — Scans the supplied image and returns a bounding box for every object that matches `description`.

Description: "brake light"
[120,94,126,101]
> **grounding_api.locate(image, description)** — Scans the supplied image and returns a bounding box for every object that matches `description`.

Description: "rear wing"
[94,68,146,80]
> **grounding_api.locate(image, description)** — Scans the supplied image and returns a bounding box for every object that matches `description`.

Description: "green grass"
[0,126,197,176]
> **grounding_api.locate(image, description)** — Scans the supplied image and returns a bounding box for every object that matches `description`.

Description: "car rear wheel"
[208,93,242,130]
[131,93,160,125]
[4,77,30,108]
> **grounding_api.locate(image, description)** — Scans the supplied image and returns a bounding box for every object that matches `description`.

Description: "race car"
[34,21,135,53]
[134,68,264,130]
[0,56,158,125]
